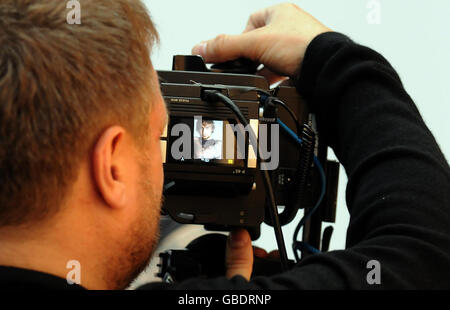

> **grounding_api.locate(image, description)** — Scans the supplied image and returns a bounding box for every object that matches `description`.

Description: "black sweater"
[1,32,449,290]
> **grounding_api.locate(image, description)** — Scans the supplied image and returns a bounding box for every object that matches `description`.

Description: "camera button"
[177,212,195,222]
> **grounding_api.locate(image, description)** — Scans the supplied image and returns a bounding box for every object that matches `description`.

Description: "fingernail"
[192,42,207,57]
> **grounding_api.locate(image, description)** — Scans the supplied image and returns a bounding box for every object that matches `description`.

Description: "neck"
[0,215,112,289]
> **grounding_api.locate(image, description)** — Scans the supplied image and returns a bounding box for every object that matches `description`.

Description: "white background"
[143,0,450,255]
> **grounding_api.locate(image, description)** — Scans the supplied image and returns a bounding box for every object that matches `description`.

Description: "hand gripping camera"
[156,56,339,281]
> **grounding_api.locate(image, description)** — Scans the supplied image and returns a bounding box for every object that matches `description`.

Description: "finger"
[191,32,256,64]
[267,250,281,259]
[243,7,270,33]
[253,246,268,258]
[226,229,253,281]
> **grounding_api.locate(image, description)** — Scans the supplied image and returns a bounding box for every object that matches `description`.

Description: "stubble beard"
[108,163,163,290]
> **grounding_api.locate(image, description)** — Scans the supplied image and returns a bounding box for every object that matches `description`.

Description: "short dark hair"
[196,120,215,134]
[0,0,159,227]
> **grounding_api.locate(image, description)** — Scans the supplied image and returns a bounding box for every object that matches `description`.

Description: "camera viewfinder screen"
[167,117,246,167]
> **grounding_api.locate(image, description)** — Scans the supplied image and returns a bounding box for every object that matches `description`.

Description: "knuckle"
[289,3,301,11]
[226,260,252,269]
[214,34,227,47]
[210,34,228,58]
[281,2,298,10]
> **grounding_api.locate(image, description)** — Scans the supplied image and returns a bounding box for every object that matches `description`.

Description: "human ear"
[92,126,129,209]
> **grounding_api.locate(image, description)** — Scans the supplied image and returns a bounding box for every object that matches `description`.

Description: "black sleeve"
[139,32,450,290]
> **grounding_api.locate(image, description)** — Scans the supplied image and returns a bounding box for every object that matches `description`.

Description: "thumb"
[225,229,254,281]
[191,33,254,64]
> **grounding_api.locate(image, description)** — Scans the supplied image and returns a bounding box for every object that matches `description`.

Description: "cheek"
[156,154,164,189]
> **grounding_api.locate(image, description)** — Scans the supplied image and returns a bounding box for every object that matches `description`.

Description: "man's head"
[197,120,215,140]
[0,0,166,289]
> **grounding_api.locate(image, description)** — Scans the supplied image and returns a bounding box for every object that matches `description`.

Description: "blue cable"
[294,241,321,254]
[301,155,326,226]
[277,119,326,256]
[277,118,303,144]
[277,119,326,219]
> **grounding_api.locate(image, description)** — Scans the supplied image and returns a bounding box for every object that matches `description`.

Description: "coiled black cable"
[262,94,316,226]
[293,125,316,210]
[263,123,316,226]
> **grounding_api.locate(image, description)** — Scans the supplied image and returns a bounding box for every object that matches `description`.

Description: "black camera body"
[157,56,333,240]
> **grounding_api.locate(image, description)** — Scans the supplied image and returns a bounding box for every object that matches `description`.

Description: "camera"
[156,55,339,281]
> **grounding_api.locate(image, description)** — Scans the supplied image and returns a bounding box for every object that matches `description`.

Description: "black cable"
[272,98,301,135]
[262,97,309,227]
[292,154,326,263]
[203,89,289,271]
